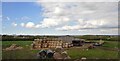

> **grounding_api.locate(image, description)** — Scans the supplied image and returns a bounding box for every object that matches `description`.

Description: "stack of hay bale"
[62,42,69,48]
[41,38,48,48]
[62,42,72,48]
[32,38,72,49]
[47,38,63,48]
[31,39,42,49]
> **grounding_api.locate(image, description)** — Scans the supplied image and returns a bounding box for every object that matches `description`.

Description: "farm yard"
[2,40,118,59]
[2,1,119,60]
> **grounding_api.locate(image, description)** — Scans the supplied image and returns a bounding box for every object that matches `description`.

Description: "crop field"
[2,41,118,59]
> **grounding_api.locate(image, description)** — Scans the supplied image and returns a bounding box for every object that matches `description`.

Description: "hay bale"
[9,44,17,48]
[26,45,29,46]
[5,48,14,51]
[4,44,23,51]
[53,52,63,59]
[53,47,71,59]
[62,43,69,48]
[15,47,23,50]
[81,57,87,60]
[55,47,64,53]
[42,43,48,48]
[61,51,71,59]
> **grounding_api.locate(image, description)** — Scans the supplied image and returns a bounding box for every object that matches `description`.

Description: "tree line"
[1,35,119,41]
[74,35,119,41]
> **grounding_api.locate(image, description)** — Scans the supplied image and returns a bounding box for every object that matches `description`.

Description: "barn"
[72,39,85,46]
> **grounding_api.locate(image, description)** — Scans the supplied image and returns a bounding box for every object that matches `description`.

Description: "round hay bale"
[81,57,87,60]
[5,48,13,51]
[55,47,64,53]
[10,44,17,48]
[15,47,23,50]
[26,45,29,46]
[61,51,71,59]
[53,52,63,59]
[4,44,23,51]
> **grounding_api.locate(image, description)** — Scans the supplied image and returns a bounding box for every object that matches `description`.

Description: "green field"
[2,41,32,48]
[2,41,118,59]
[67,48,118,59]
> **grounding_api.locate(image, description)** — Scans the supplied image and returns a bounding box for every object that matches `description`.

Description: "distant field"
[67,48,118,59]
[2,41,32,48]
[2,41,38,59]
[2,40,118,59]
[102,41,118,48]
[87,40,118,48]
[67,41,118,59]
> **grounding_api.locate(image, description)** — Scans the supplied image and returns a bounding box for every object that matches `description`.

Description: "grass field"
[102,41,118,48]
[2,41,32,48]
[88,40,118,48]
[2,41,118,59]
[67,48,118,59]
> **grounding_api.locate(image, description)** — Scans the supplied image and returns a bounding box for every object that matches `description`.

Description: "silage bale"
[37,50,47,59]
[46,49,54,58]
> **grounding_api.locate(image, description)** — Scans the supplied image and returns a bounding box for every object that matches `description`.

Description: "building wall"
[58,36,79,43]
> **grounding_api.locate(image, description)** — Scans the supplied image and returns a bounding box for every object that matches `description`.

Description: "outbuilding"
[72,39,85,46]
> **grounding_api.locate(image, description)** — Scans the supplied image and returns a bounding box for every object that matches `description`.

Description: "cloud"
[2,0,120,2]
[21,16,70,29]
[25,22,35,28]
[18,2,117,35]
[21,16,31,20]
[56,25,81,31]
[6,17,10,20]
[37,2,118,31]
[15,16,31,21]
[37,0,119,2]
[0,15,2,21]
[56,18,118,31]
[54,7,62,14]
[2,16,10,21]
[39,17,70,28]
[20,22,36,28]
[40,18,59,28]
[81,10,94,14]
[20,23,25,27]
[35,24,41,28]
[12,22,17,27]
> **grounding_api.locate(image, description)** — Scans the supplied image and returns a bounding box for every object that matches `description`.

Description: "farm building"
[72,39,85,46]
[58,35,75,43]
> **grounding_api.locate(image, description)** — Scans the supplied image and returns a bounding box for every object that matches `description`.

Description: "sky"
[1,0,119,35]
[2,0,120,2]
